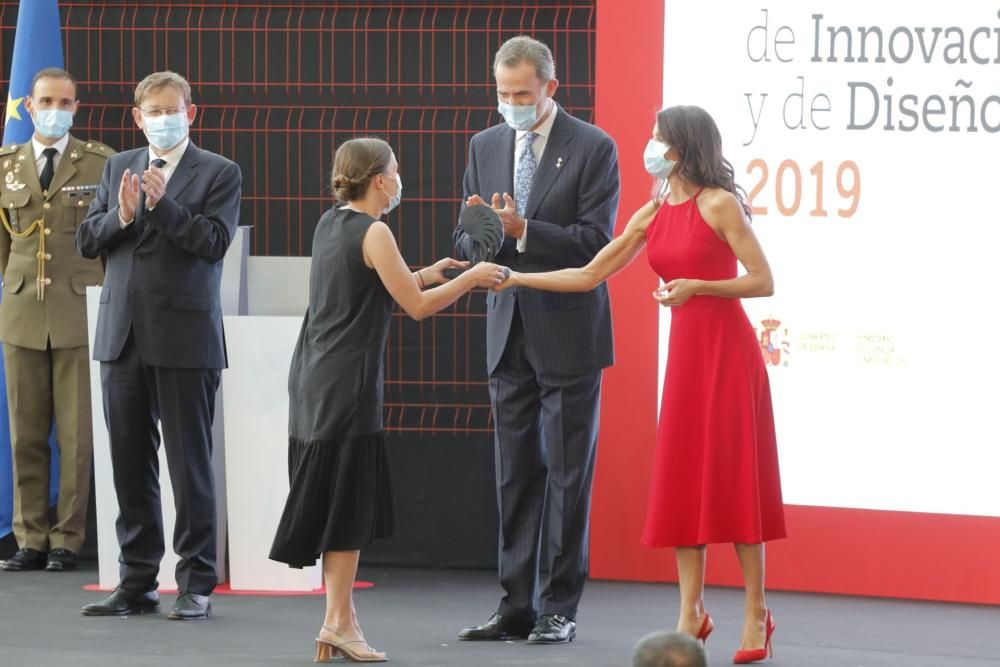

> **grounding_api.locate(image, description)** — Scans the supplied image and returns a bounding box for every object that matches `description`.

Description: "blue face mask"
[33,108,73,140]
[383,173,402,214]
[498,100,540,131]
[643,139,676,179]
[143,112,189,151]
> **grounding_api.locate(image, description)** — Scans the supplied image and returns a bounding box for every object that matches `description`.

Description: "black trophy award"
[443,203,506,279]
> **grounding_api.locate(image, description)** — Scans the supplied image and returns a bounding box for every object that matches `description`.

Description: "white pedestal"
[221,315,321,591]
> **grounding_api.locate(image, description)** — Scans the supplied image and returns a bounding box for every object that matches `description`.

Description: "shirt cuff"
[118,207,134,229]
[516,219,528,253]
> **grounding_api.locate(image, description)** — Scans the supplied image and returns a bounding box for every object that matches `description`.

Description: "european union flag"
[1,0,64,541]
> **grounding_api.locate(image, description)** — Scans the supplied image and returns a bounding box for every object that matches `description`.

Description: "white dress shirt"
[513,101,558,252]
[146,137,188,186]
[120,137,189,227]
[32,133,70,183]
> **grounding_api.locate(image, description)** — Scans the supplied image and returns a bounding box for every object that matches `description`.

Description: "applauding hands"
[117,163,167,222]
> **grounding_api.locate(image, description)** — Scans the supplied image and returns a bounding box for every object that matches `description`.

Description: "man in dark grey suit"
[456,36,620,644]
[76,71,241,621]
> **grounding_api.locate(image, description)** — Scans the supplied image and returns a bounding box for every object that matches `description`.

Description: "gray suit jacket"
[76,142,242,369]
[455,105,620,377]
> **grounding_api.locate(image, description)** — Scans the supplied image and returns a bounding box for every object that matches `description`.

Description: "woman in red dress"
[497,105,785,664]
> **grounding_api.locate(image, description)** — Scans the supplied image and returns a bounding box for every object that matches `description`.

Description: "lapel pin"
[556,157,564,169]
[70,150,80,159]
[2,160,9,169]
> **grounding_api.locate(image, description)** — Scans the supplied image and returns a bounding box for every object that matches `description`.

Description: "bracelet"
[417,271,426,289]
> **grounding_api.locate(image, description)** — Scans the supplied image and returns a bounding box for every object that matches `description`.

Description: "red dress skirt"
[641,193,786,547]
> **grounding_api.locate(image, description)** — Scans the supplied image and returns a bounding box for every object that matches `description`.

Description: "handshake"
[430,258,512,290]
[413,202,514,291]
[415,201,518,291]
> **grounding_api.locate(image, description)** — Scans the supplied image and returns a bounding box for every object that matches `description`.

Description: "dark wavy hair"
[657,105,751,219]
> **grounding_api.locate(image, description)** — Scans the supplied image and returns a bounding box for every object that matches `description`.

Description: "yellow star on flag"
[5,93,24,124]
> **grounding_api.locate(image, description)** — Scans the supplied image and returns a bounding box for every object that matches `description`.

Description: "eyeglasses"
[139,107,186,117]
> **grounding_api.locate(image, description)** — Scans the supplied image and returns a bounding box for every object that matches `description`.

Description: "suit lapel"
[132,149,151,237]
[490,129,518,255]
[493,127,516,199]
[135,143,199,249]
[524,106,572,220]
[164,142,199,201]
[45,136,82,200]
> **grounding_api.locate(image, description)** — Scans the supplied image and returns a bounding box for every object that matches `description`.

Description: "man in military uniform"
[0,67,113,572]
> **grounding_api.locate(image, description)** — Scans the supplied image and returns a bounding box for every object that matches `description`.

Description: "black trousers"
[100,332,221,595]
[489,305,602,621]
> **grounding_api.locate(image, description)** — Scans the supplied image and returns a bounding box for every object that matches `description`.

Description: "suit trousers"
[489,304,602,621]
[100,332,220,594]
[3,342,93,553]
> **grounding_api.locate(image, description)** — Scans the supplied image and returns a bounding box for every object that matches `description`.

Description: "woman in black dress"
[269,138,506,662]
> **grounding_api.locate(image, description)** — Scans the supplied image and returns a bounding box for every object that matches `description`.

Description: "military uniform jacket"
[0,135,114,350]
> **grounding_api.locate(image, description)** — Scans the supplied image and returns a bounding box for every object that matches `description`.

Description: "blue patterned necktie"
[515,132,538,217]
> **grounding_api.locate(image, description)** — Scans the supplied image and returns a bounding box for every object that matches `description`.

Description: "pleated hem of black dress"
[269,431,395,569]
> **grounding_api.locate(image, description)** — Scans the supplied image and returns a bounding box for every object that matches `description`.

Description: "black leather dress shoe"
[45,548,78,572]
[458,613,536,641]
[81,588,160,616]
[527,614,576,644]
[168,593,212,620]
[2,548,47,571]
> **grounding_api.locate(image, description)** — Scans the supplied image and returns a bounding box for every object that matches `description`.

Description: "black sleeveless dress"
[269,207,396,568]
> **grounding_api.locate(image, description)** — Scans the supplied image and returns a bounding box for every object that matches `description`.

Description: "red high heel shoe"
[695,613,714,644]
[732,609,775,664]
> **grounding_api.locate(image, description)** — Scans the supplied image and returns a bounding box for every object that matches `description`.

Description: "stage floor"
[0,564,997,666]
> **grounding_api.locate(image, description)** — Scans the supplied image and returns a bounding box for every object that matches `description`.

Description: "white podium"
[88,226,249,591]
[221,255,320,591]
[221,315,322,591]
